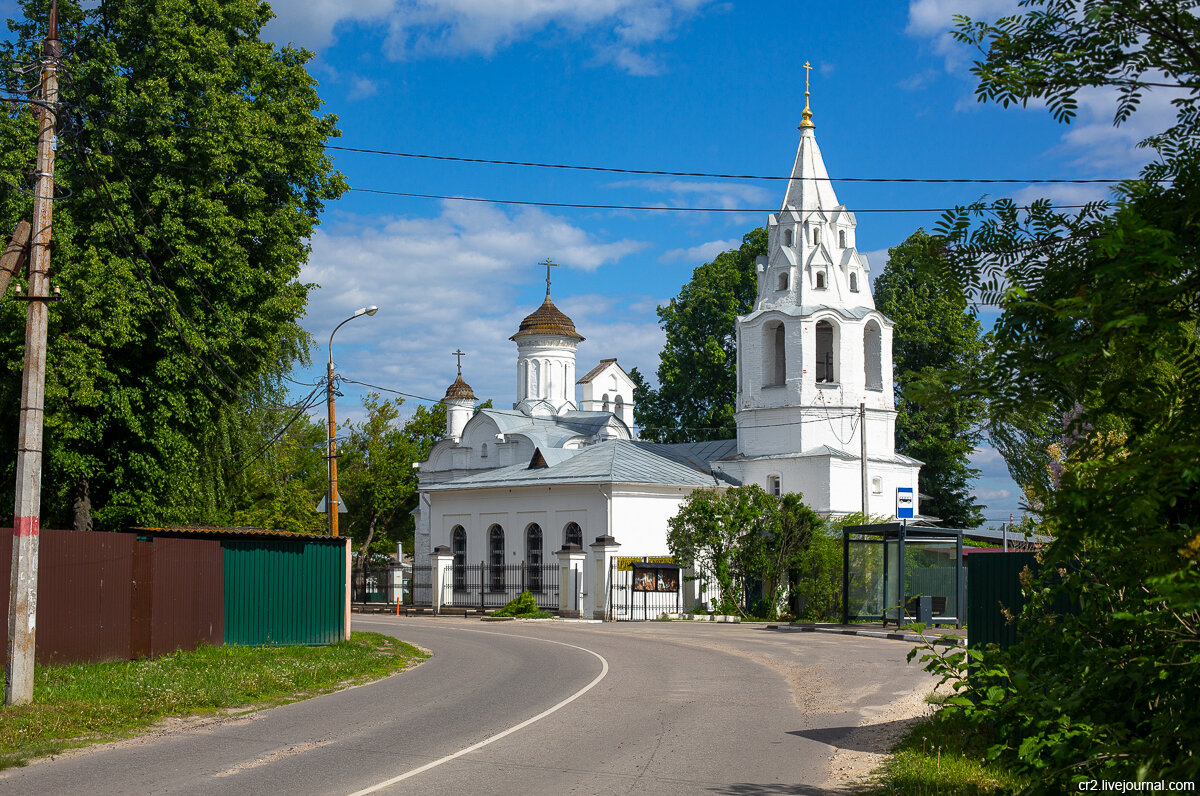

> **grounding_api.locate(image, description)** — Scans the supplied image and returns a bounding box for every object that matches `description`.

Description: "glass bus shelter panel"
[846,538,884,619]
[885,539,902,623]
[903,538,960,622]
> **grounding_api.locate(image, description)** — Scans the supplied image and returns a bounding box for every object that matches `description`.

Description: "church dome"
[510,296,585,342]
[443,374,476,401]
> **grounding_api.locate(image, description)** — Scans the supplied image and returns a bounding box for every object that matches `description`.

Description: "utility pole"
[327,355,339,537]
[860,402,868,517]
[6,1,60,706]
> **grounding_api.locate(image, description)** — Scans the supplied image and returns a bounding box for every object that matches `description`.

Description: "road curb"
[766,624,965,646]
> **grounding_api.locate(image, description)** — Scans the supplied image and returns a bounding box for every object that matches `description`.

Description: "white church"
[413,93,921,617]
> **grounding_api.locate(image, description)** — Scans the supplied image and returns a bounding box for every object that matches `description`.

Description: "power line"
[45,99,1151,186]
[348,187,1101,215]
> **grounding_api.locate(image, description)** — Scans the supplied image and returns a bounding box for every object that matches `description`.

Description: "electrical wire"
[42,99,1154,186]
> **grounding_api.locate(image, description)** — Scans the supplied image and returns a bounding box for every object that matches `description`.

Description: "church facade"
[413,101,921,615]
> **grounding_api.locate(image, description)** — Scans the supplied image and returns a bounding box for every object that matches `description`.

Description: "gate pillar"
[589,535,621,620]
[555,544,587,618]
[430,546,454,616]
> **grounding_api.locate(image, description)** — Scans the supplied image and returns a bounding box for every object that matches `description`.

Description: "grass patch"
[0,631,425,770]
[862,709,1030,795]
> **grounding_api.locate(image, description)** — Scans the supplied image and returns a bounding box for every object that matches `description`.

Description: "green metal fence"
[966,551,1038,650]
[223,538,347,646]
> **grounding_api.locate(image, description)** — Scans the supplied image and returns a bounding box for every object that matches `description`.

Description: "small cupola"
[444,349,475,442]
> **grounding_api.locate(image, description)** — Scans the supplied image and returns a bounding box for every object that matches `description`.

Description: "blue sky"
[19,0,1170,526]
[261,0,1162,526]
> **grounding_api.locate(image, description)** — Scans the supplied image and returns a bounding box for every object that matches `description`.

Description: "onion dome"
[443,374,476,401]
[510,295,585,342]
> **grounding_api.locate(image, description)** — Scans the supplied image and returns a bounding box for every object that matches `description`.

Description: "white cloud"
[265,0,713,75]
[659,238,741,263]
[862,248,889,286]
[264,0,395,51]
[300,201,650,408]
[906,0,1019,70]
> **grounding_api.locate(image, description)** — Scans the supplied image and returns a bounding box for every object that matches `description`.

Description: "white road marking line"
[345,623,610,796]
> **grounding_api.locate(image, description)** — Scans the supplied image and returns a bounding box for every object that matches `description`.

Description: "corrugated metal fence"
[0,528,223,664]
[223,539,346,646]
[966,551,1039,650]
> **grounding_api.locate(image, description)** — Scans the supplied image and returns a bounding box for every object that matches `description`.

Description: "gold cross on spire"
[452,348,466,376]
[799,61,815,130]
[539,257,559,298]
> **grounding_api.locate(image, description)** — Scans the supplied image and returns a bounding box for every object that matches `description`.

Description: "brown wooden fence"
[0,528,224,664]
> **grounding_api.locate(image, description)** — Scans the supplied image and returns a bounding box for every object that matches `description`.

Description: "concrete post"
[6,3,60,706]
[430,545,453,616]
[588,535,621,620]
[554,544,587,618]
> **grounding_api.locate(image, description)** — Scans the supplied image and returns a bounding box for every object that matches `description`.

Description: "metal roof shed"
[138,527,351,646]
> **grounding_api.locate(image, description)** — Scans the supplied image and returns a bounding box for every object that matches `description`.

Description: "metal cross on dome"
[452,348,465,375]
[540,257,558,297]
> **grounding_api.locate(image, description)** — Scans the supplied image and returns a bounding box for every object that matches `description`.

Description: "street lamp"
[327,305,379,537]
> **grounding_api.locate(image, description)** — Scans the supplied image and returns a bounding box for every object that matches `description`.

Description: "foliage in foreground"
[898,1,1200,788]
[492,591,554,618]
[0,632,424,769]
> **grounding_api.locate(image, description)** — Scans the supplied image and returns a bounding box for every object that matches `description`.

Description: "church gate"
[608,557,682,621]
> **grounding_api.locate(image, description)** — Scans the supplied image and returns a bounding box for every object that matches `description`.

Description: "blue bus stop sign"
[896,487,915,519]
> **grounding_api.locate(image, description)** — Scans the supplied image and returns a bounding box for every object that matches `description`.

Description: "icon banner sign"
[896,487,915,519]
[631,562,680,593]
[616,555,675,572]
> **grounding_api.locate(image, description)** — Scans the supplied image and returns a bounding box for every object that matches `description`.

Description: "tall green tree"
[339,396,446,571]
[633,228,765,442]
[0,0,345,531]
[873,229,987,527]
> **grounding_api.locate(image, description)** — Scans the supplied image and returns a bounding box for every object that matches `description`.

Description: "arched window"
[777,271,789,291]
[763,321,785,386]
[864,320,882,390]
[563,522,583,549]
[488,524,505,591]
[608,374,618,391]
[768,475,781,497]
[526,524,544,593]
[812,226,821,245]
[783,228,793,246]
[451,526,466,591]
[602,393,611,413]
[815,271,826,290]
[850,272,859,292]
[614,394,624,418]
[815,320,837,383]
[839,229,847,248]
[480,442,488,459]
[871,477,883,494]
[531,360,541,398]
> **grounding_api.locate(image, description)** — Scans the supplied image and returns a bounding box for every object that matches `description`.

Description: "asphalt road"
[0,617,934,795]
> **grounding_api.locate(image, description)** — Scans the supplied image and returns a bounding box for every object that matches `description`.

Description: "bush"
[492,591,553,618]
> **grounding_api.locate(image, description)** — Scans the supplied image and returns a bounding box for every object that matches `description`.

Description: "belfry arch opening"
[763,321,786,386]
[815,320,838,383]
[864,320,882,390]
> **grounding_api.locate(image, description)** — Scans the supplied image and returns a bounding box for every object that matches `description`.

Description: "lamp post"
[327,305,378,536]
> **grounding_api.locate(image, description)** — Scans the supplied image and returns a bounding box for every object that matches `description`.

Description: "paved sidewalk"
[766,622,965,646]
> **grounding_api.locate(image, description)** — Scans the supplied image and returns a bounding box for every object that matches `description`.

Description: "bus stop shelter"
[842,522,964,627]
